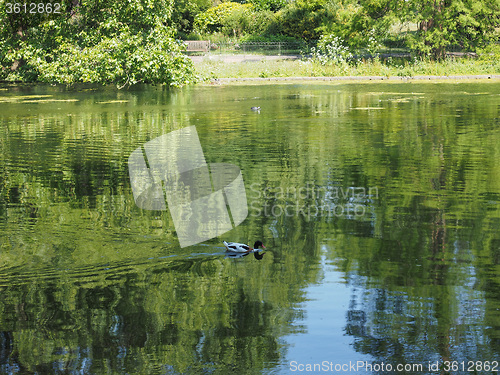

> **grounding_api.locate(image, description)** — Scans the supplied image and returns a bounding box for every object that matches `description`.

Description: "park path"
[187,54,300,64]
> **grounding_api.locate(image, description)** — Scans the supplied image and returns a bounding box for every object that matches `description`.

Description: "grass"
[194,55,500,82]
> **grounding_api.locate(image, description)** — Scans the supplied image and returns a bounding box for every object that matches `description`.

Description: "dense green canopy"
[0,0,196,85]
[0,0,499,83]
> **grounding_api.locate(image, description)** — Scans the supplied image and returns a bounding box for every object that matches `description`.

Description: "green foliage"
[2,0,499,83]
[40,29,195,86]
[171,0,212,35]
[312,35,353,65]
[327,0,392,51]
[400,0,500,58]
[193,2,279,37]
[221,3,255,37]
[74,0,174,35]
[247,0,287,12]
[237,9,279,36]
[255,0,499,60]
[194,2,253,35]
[177,31,204,40]
[0,0,197,86]
[478,43,500,61]
[194,53,499,80]
[477,43,500,72]
[276,0,389,48]
[1,24,195,86]
[239,34,305,44]
[277,0,330,41]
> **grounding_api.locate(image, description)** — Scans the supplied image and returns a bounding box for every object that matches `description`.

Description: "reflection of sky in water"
[281,237,492,373]
[282,255,372,373]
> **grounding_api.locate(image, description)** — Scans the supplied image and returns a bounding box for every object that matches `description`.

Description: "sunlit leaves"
[0,0,197,85]
[194,2,253,34]
[399,0,500,58]
[35,28,195,86]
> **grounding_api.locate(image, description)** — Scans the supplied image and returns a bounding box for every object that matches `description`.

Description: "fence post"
[278,42,281,56]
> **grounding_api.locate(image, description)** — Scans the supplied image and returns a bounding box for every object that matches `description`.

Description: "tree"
[277,0,331,41]
[319,0,392,50]
[400,0,500,58]
[193,2,253,35]
[0,0,196,86]
[170,0,212,35]
[277,0,392,49]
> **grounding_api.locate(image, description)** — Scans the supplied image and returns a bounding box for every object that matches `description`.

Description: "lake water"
[0,81,499,374]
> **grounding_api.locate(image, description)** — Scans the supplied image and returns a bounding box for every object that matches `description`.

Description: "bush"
[1,0,197,86]
[382,33,408,50]
[177,31,203,40]
[221,5,254,37]
[311,35,353,65]
[241,10,279,36]
[5,27,196,87]
[193,2,280,38]
[194,2,253,35]
[239,34,305,44]
[248,0,287,12]
[276,0,328,41]
[477,43,500,62]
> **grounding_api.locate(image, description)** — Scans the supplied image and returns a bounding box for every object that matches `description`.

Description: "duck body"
[223,241,266,260]
[223,240,265,253]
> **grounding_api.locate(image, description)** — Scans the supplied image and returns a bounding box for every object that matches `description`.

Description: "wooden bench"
[183,41,211,53]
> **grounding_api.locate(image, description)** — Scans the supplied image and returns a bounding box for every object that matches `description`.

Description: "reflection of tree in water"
[338,118,500,369]
[0,252,310,373]
[346,286,440,367]
[429,140,452,368]
[344,206,497,372]
[2,83,500,373]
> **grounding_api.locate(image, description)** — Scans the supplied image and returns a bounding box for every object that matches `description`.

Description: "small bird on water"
[223,240,266,260]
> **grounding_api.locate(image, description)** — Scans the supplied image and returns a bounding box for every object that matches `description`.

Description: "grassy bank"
[194,55,500,81]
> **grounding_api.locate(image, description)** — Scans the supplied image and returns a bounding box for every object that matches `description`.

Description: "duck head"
[253,241,265,250]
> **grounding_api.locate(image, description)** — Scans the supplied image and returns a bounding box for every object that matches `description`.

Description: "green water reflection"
[0,82,499,374]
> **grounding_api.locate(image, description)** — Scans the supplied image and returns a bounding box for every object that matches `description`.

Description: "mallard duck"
[223,241,266,260]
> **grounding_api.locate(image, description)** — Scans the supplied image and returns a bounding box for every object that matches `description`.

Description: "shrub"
[248,0,287,12]
[311,35,353,65]
[242,10,279,36]
[7,27,196,87]
[477,43,500,62]
[194,2,253,35]
[239,34,305,44]
[276,0,328,41]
